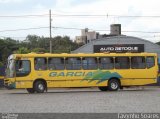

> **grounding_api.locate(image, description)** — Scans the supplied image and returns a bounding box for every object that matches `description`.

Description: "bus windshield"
[6,59,15,78]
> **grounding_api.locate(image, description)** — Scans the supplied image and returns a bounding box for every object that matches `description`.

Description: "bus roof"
[12,52,158,59]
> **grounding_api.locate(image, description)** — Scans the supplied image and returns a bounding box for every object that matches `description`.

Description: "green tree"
[0,38,19,64]
[32,48,46,53]
[0,35,82,66]
[0,61,3,67]
[14,47,30,54]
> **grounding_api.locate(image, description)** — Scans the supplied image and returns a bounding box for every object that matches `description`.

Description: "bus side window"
[82,57,98,70]
[99,57,114,69]
[131,57,145,69]
[16,60,30,76]
[35,58,47,70]
[48,58,64,70]
[146,56,155,68]
[115,57,130,69]
[65,57,81,70]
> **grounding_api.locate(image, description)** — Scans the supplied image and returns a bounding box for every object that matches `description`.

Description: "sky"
[0,0,160,42]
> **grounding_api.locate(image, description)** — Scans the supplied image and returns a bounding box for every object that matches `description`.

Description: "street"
[0,87,160,113]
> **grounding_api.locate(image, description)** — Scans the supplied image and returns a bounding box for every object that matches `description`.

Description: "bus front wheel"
[34,81,45,93]
[26,88,35,93]
[108,79,120,91]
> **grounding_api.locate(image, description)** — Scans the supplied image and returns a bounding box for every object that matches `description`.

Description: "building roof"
[72,35,160,54]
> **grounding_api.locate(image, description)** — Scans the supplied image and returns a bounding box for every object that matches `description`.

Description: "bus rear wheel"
[98,87,108,91]
[26,88,35,93]
[34,81,45,93]
[108,79,120,91]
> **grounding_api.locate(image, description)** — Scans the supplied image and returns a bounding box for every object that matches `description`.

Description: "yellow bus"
[4,52,158,93]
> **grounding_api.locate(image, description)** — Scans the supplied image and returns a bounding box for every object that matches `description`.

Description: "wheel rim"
[38,83,44,91]
[111,82,118,89]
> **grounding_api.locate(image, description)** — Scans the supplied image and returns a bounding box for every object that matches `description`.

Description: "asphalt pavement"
[0,87,159,113]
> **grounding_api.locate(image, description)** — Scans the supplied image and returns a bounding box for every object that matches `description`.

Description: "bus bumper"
[4,80,16,89]
[4,84,15,89]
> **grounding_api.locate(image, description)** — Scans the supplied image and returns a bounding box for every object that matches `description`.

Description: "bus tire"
[98,87,108,91]
[26,88,35,93]
[108,79,120,91]
[34,81,45,93]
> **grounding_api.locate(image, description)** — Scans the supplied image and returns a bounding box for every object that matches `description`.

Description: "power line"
[122,30,160,34]
[95,29,160,33]
[0,26,48,32]
[52,26,160,34]
[0,13,160,18]
[0,14,49,18]
[53,26,82,30]
[108,15,160,18]
[51,14,160,18]
[52,14,106,17]
[1,34,160,40]
[0,26,160,34]
[0,36,26,38]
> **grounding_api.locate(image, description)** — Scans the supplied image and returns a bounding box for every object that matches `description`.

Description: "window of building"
[48,58,65,70]
[99,57,114,69]
[115,57,130,69]
[131,57,145,69]
[146,56,155,68]
[65,57,81,70]
[82,57,98,70]
[34,58,47,70]
[16,60,30,76]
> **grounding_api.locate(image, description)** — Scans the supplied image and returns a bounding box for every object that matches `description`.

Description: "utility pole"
[49,9,52,53]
